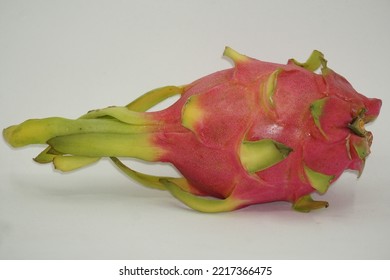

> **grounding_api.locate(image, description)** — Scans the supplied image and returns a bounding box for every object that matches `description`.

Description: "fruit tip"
[3,125,16,147]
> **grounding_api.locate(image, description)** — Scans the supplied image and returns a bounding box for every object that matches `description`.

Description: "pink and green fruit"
[3,47,381,212]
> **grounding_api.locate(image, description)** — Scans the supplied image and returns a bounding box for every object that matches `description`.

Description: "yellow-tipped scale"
[3,117,152,148]
[240,139,293,173]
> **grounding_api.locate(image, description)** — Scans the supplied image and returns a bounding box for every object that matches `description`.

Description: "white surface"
[1,0,389,259]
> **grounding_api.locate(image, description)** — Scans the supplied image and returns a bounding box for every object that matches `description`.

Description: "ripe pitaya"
[3,47,382,212]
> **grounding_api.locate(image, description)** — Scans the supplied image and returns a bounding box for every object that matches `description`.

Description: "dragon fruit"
[3,47,381,212]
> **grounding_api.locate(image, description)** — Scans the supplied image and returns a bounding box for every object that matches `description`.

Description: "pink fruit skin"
[147,53,381,209]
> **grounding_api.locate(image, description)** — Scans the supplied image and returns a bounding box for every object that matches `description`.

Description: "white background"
[0,0,389,259]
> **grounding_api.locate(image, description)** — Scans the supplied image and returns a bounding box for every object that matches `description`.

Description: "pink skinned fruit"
[3,47,382,212]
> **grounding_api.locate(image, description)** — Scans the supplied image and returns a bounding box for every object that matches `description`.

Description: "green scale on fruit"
[3,47,382,212]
